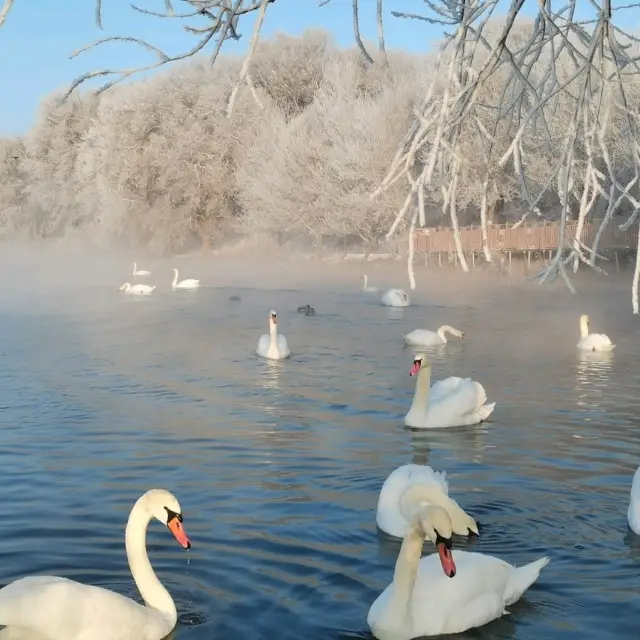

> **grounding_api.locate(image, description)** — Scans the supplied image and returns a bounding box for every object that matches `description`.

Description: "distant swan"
[376,464,478,539]
[367,505,549,639]
[172,268,200,290]
[362,274,379,293]
[577,314,615,352]
[0,489,191,640]
[257,310,290,360]
[404,325,465,347]
[628,467,640,534]
[404,353,495,429]
[132,262,151,277]
[119,282,156,295]
[382,289,410,307]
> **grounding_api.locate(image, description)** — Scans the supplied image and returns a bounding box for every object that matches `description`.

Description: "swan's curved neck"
[125,497,177,626]
[400,485,468,530]
[436,325,450,341]
[580,316,589,338]
[410,364,431,414]
[172,270,179,287]
[269,320,278,345]
[362,275,368,290]
[133,262,137,274]
[387,514,427,627]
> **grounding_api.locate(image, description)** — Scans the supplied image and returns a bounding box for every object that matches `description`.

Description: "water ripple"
[0,281,638,639]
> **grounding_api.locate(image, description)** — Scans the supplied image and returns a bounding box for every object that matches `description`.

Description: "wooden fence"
[413,219,638,253]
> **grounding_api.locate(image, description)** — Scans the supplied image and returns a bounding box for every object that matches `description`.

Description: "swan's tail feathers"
[478,402,496,422]
[504,556,549,606]
[150,286,156,292]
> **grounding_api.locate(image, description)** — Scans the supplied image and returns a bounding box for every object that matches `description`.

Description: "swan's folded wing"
[430,377,486,414]
[410,552,511,635]
[277,334,290,356]
[0,576,167,640]
[405,330,437,345]
[257,333,270,355]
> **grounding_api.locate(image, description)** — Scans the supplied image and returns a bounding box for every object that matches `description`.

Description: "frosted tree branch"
[361,0,640,307]
[226,0,270,117]
[64,0,276,99]
[0,0,15,28]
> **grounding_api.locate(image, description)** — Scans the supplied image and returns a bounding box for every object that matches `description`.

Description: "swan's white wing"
[376,464,449,538]
[427,377,488,426]
[409,551,514,636]
[277,333,290,357]
[369,551,511,638]
[0,576,169,640]
[370,551,547,638]
[257,333,270,357]
[578,333,614,351]
[404,330,440,346]
[628,467,640,534]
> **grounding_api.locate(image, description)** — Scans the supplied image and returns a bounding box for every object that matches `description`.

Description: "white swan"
[404,353,495,429]
[628,467,640,534]
[577,314,615,352]
[132,262,151,277]
[381,289,410,307]
[257,310,290,360]
[0,489,191,640]
[362,274,379,293]
[367,505,549,639]
[172,268,200,290]
[119,282,156,295]
[404,325,465,347]
[376,464,478,539]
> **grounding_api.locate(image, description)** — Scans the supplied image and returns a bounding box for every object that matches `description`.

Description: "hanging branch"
[367,0,640,308]
[0,0,15,28]
[226,0,270,117]
[63,0,276,99]
[376,0,389,66]
[352,0,374,64]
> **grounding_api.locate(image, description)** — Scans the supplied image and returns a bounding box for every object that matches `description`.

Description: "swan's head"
[143,489,191,550]
[173,268,178,274]
[269,310,277,325]
[409,353,430,376]
[417,506,456,578]
[119,282,130,291]
[580,314,589,324]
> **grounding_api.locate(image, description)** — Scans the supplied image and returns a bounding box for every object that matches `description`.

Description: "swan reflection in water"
[386,307,404,321]
[575,350,614,411]
[260,359,282,393]
[409,424,488,466]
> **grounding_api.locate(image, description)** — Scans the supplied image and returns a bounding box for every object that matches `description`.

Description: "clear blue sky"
[0,0,637,136]
[0,0,443,136]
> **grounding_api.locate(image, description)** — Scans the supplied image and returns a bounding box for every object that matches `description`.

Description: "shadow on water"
[0,270,639,639]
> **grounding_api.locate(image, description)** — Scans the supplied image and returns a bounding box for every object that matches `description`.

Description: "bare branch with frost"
[0,0,15,28]
[369,0,640,308]
[63,0,276,99]
[226,0,270,117]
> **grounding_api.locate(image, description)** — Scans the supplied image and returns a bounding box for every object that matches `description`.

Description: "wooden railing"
[413,219,638,253]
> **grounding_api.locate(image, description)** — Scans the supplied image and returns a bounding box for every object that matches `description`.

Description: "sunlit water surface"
[1,269,639,639]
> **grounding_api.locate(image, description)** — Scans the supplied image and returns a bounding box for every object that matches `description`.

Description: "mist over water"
[1,248,639,639]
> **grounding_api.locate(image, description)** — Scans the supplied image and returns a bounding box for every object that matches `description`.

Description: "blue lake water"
[1,259,639,639]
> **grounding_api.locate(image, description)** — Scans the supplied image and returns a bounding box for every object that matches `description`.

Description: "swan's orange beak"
[409,359,422,376]
[436,539,456,578]
[168,516,191,549]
